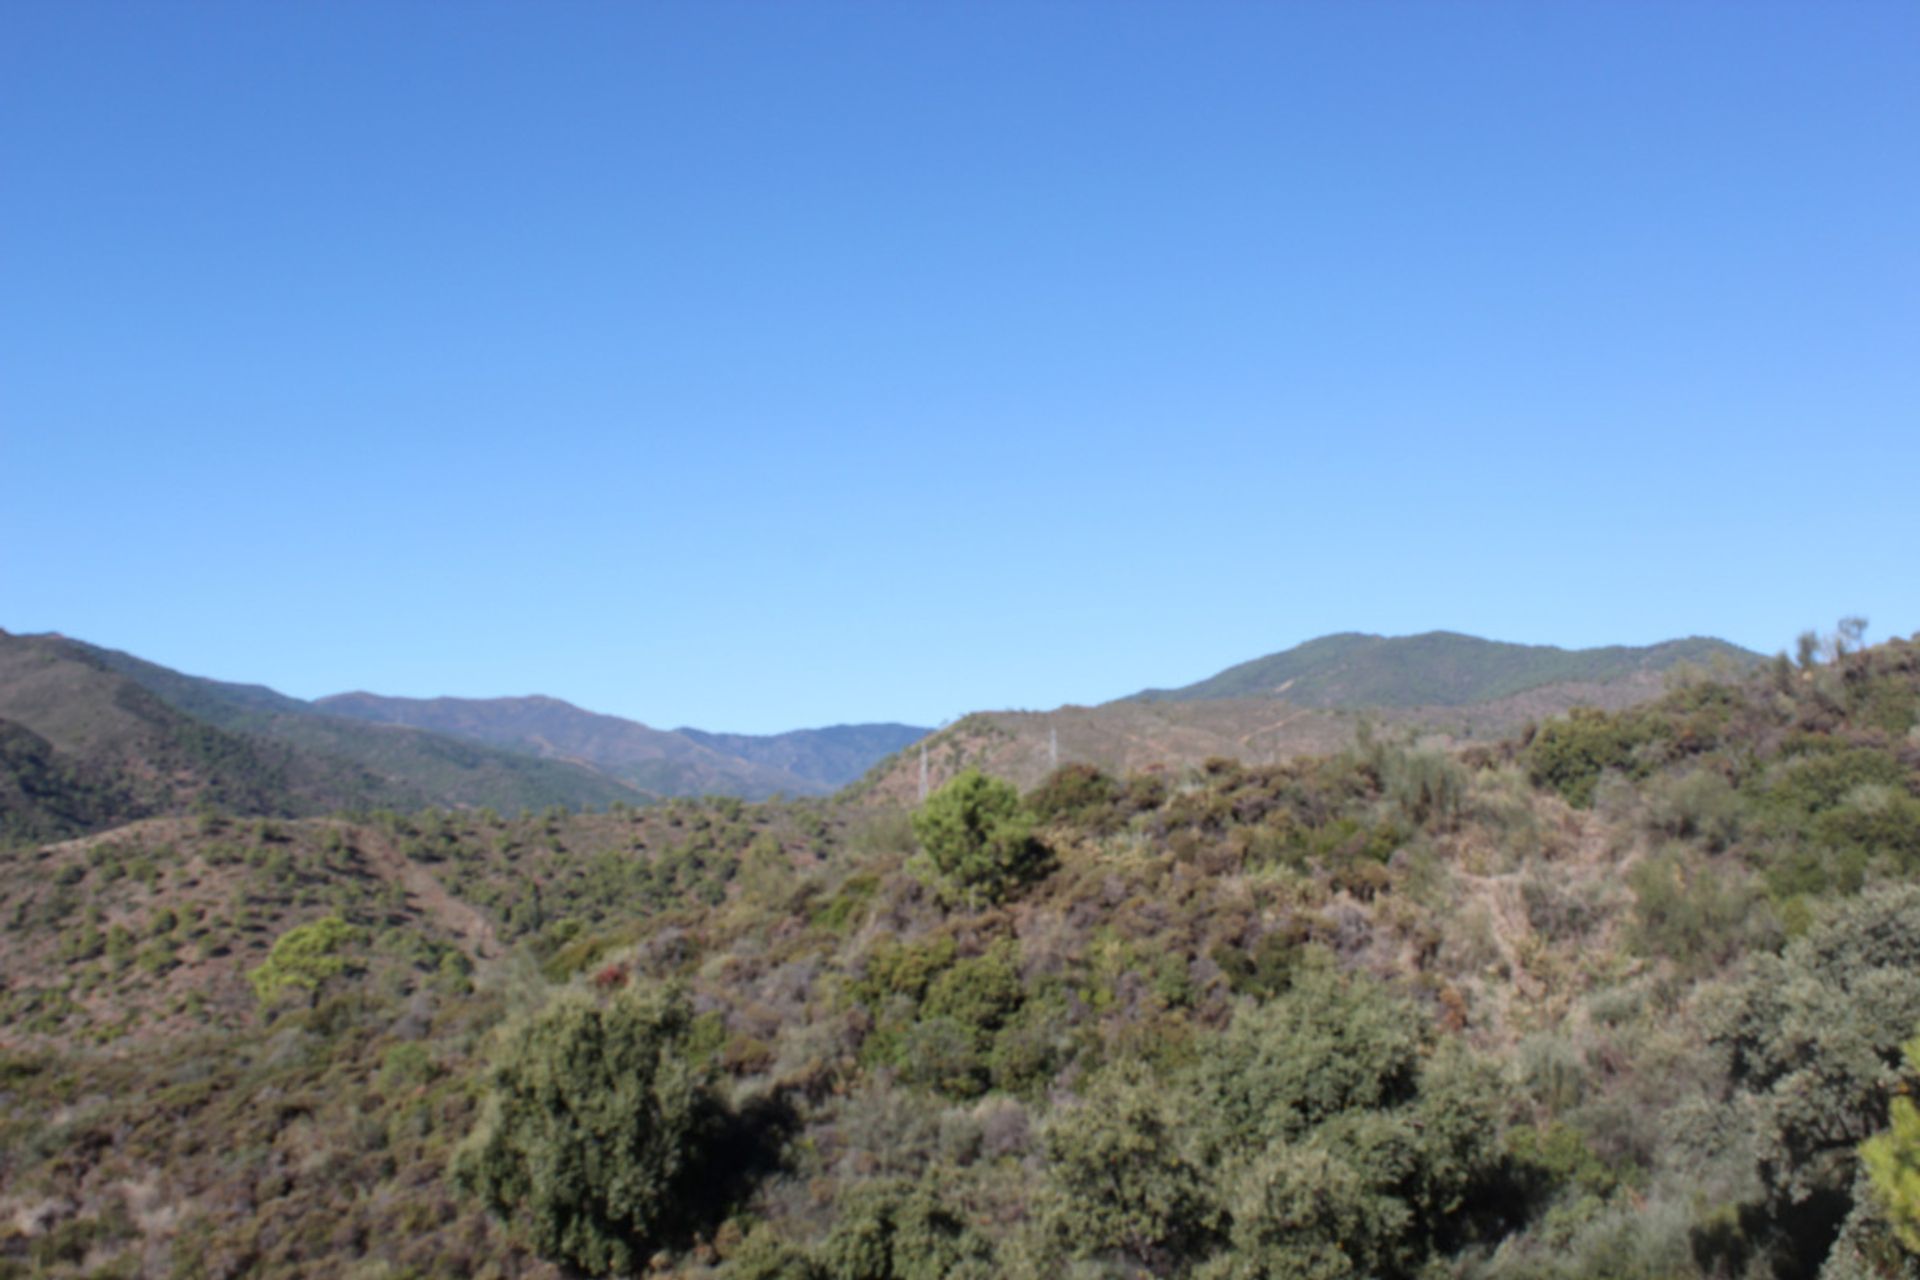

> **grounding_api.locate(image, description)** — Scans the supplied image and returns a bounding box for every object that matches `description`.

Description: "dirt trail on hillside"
[1237,709,1315,749]
[352,828,503,962]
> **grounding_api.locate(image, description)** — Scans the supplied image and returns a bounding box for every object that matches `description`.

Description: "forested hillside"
[0,630,647,837]
[0,630,407,841]
[2,631,1917,1279]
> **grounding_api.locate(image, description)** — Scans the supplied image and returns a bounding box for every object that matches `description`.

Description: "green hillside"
[1134,630,1762,707]
[0,632,643,840]
[0,718,134,844]
[0,631,374,839]
[76,639,648,813]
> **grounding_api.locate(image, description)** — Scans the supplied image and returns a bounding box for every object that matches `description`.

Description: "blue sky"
[4,3,1915,733]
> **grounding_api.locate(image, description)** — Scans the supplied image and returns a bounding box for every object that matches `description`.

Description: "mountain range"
[0,630,928,843]
[0,626,1761,842]
[314,691,926,800]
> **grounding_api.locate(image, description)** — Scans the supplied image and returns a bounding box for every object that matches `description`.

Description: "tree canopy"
[454,983,717,1275]
[910,768,1049,905]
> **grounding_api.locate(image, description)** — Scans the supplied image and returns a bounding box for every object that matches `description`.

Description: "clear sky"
[4,3,1915,734]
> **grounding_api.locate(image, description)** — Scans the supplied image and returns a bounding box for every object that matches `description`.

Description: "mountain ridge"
[1129,630,1761,708]
[0,630,936,836]
[314,694,929,794]
[313,691,879,799]
[0,630,646,840]
[3,625,1769,839]
[852,631,1761,802]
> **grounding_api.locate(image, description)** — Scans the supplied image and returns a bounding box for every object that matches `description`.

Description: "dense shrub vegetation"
[455,984,722,1274]
[1,633,1918,1278]
[908,768,1050,904]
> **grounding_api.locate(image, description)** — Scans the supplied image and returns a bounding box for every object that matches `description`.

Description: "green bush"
[874,941,1028,1097]
[920,941,1023,1034]
[897,1017,985,1098]
[1199,1139,1405,1280]
[1508,1122,1619,1199]
[1027,763,1124,833]
[729,1226,822,1280]
[817,1178,996,1280]
[1861,1033,1920,1256]
[1188,967,1424,1151]
[986,999,1067,1097]
[1643,768,1745,851]
[856,934,957,1006]
[247,915,361,1007]
[1759,746,1908,818]
[1526,708,1669,808]
[453,983,719,1275]
[1625,849,1774,971]
[812,872,882,934]
[1815,786,1920,872]
[1189,971,1509,1279]
[1039,1062,1224,1272]
[1717,886,1920,1274]
[1211,927,1310,1000]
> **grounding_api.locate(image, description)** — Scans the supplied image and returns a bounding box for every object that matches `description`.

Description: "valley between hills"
[5,624,1920,1280]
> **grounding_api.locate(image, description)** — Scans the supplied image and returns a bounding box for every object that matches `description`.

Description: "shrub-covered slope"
[2,632,1917,1280]
[0,630,400,839]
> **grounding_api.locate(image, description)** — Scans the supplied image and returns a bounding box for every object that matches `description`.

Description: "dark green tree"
[1190,969,1507,1280]
[454,983,717,1275]
[910,769,1049,906]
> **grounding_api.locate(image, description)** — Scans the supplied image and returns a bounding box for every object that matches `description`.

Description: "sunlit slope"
[1132,631,1760,707]
[855,633,1749,802]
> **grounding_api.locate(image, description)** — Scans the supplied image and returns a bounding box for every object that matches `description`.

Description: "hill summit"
[1130,630,1760,708]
